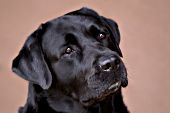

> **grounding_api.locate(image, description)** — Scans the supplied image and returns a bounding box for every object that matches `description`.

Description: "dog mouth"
[81,81,121,106]
[108,81,121,91]
[79,62,128,106]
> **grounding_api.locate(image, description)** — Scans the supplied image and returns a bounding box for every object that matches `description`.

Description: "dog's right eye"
[65,47,74,54]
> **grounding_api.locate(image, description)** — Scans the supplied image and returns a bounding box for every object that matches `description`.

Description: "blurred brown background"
[1,0,170,113]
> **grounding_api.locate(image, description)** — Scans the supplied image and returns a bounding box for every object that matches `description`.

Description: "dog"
[12,7,129,113]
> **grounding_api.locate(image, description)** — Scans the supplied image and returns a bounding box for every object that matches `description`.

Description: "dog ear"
[12,23,52,89]
[66,7,123,57]
[100,17,123,57]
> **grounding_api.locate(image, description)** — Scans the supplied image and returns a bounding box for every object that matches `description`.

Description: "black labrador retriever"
[12,8,129,113]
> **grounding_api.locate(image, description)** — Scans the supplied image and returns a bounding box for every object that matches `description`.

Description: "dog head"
[12,8,128,107]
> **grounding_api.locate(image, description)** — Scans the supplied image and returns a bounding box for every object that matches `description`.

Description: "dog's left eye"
[97,33,107,40]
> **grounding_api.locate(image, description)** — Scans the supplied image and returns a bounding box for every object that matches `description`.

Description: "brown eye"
[65,47,73,54]
[97,33,106,40]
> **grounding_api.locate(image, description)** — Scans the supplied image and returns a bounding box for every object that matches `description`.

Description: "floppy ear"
[100,17,123,57]
[66,7,123,57]
[12,24,52,89]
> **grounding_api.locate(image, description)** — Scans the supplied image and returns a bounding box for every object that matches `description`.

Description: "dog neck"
[19,83,128,113]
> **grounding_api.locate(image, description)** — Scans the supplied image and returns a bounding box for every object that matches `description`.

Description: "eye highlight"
[98,33,106,40]
[65,47,73,54]
[97,32,107,40]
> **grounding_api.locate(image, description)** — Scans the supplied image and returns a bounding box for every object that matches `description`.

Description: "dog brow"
[64,33,79,46]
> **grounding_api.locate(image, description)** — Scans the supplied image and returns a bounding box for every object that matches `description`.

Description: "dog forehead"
[42,16,95,43]
[50,15,99,31]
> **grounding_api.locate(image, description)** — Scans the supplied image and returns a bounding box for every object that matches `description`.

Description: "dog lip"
[108,81,121,90]
[81,81,121,106]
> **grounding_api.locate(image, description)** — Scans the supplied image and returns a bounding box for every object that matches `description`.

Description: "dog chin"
[80,81,122,107]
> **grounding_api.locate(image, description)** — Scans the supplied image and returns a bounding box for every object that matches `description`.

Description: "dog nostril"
[113,64,119,71]
[115,58,120,65]
[116,58,120,64]
[99,58,120,72]
[112,59,120,71]
[101,63,112,71]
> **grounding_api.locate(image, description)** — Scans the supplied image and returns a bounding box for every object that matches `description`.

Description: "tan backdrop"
[0,0,170,113]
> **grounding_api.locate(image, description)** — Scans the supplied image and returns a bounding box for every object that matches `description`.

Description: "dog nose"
[98,57,120,72]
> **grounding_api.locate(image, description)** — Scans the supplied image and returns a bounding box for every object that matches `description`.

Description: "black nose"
[98,56,120,72]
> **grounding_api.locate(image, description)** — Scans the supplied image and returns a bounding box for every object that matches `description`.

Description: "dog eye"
[65,47,73,54]
[97,33,107,40]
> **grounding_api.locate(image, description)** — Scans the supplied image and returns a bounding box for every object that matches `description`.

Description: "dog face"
[12,8,128,107]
